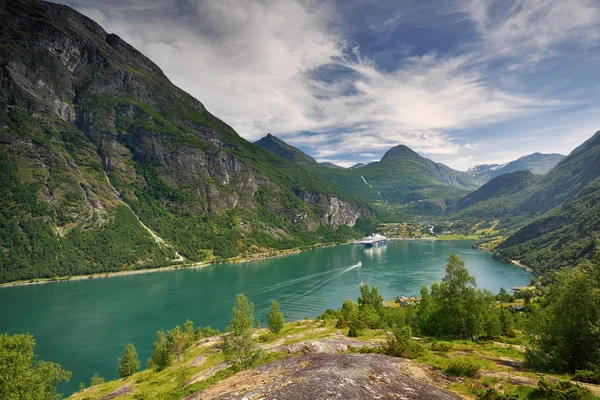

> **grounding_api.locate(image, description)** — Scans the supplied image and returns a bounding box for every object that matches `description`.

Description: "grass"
[69,344,228,400]
[445,356,483,377]
[67,319,338,400]
[436,234,482,241]
[477,236,507,250]
[68,317,585,400]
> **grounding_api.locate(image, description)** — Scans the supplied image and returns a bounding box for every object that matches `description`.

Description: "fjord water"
[0,240,530,394]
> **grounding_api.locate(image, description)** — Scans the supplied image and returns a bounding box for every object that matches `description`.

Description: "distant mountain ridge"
[350,163,366,170]
[469,153,564,183]
[256,135,479,213]
[319,162,343,169]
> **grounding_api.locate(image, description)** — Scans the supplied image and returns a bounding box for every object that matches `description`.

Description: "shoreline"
[383,235,480,241]
[472,244,535,274]
[0,237,508,289]
[0,241,347,289]
[507,259,534,274]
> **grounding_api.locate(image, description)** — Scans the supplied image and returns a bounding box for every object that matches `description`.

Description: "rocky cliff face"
[296,190,364,228]
[0,0,372,283]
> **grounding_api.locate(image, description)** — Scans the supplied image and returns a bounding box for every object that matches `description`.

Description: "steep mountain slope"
[362,145,478,201]
[497,181,600,275]
[254,133,317,165]
[309,145,479,216]
[469,153,564,183]
[495,132,600,273]
[0,0,372,283]
[256,135,479,214]
[516,132,600,214]
[452,170,538,212]
[453,131,600,273]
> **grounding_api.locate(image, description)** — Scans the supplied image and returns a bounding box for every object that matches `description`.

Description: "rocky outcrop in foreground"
[186,353,462,400]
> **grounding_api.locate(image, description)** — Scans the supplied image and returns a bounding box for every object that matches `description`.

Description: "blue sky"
[55,0,600,170]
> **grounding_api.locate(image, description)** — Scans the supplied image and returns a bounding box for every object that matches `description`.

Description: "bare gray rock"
[100,385,132,400]
[186,353,462,400]
[278,338,382,354]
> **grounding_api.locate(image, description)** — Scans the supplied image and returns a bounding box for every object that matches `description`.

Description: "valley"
[1,1,599,399]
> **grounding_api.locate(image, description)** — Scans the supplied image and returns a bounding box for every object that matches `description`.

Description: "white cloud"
[463,0,600,62]
[57,0,599,170]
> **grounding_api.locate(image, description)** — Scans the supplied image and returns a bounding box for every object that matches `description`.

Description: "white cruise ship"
[359,234,387,248]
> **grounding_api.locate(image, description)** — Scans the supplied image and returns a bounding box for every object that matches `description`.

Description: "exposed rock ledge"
[185,353,462,400]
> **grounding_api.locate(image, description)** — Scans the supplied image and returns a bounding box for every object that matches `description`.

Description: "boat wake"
[256,261,362,295]
[292,261,363,299]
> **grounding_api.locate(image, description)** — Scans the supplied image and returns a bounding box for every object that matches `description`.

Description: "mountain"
[0,0,372,283]
[319,162,343,169]
[253,134,344,170]
[258,136,480,214]
[452,170,538,212]
[353,145,479,208]
[495,131,600,273]
[310,144,480,215]
[350,163,366,170]
[453,131,600,274]
[468,153,564,183]
[254,133,317,165]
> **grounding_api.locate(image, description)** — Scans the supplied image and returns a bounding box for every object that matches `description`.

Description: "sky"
[54,0,600,170]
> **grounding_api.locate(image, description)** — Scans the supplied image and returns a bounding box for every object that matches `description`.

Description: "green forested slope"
[451,131,600,274]
[256,135,479,214]
[497,176,600,275]
[0,0,373,283]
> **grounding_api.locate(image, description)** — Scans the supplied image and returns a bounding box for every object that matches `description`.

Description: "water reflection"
[362,243,387,260]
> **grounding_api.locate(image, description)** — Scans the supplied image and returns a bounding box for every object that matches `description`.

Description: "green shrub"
[524,348,552,372]
[201,326,220,338]
[430,341,453,353]
[148,331,171,371]
[384,326,412,358]
[258,332,277,343]
[222,294,263,370]
[407,340,428,359]
[572,369,600,384]
[476,388,519,400]
[90,373,104,386]
[347,322,360,338]
[535,377,596,399]
[445,357,482,377]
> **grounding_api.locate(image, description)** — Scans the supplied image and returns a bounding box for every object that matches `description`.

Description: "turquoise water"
[0,240,531,394]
